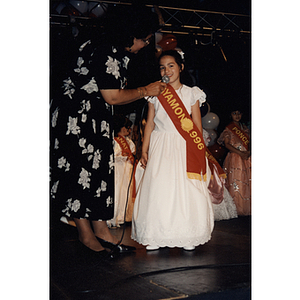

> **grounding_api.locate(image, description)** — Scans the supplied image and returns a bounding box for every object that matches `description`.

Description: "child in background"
[108,115,136,227]
[217,108,251,216]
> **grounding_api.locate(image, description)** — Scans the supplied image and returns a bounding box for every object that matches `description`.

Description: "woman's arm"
[191,100,203,134]
[100,81,166,105]
[140,102,155,168]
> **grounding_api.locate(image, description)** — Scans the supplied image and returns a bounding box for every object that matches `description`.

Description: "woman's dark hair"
[103,4,160,48]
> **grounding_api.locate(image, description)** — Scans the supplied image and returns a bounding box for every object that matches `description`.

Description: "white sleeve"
[191,86,206,106]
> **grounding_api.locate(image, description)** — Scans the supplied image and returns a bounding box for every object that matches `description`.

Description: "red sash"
[157,85,226,203]
[206,149,226,204]
[158,85,207,181]
[114,134,134,163]
[226,122,250,151]
[206,149,226,180]
[157,85,226,184]
[114,134,137,199]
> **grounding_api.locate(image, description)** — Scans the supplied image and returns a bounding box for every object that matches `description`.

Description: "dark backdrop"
[50,2,251,135]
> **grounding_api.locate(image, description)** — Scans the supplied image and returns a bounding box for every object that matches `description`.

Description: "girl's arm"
[140,102,155,168]
[191,100,203,134]
[224,137,250,160]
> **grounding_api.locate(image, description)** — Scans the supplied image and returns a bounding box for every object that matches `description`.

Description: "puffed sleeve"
[148,96,157,105]
[217,128,231,145]
[191,86,206,107]
[128,138,136,153]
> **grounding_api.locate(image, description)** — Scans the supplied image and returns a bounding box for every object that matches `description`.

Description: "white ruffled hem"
[131,233,212,248]
[212,188,238,221]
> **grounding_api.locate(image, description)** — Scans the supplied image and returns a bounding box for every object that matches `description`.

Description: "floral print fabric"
[50,40,130,221]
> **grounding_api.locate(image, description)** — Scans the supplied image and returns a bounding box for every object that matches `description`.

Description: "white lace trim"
[131,233,212,248]
[212,188,238,221]
[131,223,213,248]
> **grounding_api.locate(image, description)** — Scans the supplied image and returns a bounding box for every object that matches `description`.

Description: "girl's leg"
[74,218,105,251]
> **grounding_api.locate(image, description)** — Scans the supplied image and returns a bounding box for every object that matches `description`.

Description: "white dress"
[212,188,238,221]
[107,136,135,227]
[131,85,214,248]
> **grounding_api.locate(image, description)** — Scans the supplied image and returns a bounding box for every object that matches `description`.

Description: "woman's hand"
[140,152,148,169]
[101,81,166,105]
[145,81,167,97]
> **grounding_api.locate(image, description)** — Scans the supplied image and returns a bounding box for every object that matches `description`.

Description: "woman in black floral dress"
[50,5,166,256]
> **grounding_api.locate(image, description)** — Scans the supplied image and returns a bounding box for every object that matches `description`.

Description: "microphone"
[146,75,169,102]
[161,75,170,84]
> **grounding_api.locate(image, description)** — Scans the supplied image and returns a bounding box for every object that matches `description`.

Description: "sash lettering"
[114,134,134,163]
[114,134,137,199]
[158,85,226,183]
[226,122,250,151]
[159,86,207,181]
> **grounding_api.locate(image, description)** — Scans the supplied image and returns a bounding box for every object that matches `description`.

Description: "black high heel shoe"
[96,237,136,253]
[78,241,116,260]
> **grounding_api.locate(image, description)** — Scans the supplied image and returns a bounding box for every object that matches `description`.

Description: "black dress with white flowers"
[50,39,130,221]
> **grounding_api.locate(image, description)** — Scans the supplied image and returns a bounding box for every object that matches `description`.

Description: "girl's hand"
[140,153,148,169]
[239,150,250,160]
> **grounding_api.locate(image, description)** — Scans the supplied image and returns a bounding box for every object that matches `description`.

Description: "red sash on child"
[114,134,135,163]
[226,122,250,151]
[157,85,226,202]
[157,85,208,181]
[206,149,226,180]
[114,134,137,199]
[206,149,226,204]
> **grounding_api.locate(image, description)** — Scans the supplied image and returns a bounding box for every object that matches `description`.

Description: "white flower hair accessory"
[176,49,185,60]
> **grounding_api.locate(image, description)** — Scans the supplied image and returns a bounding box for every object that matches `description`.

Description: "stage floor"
[50,216,251,300]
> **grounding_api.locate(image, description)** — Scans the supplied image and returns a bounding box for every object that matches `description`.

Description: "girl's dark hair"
[124,117,133,129]
[159,50,196,85]
[159,50,184,70]
[228,102,245,116]
[113,115,132,137]
[103,4,160,48]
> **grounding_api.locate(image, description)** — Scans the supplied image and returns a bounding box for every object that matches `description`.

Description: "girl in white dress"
[131,50,214,251]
